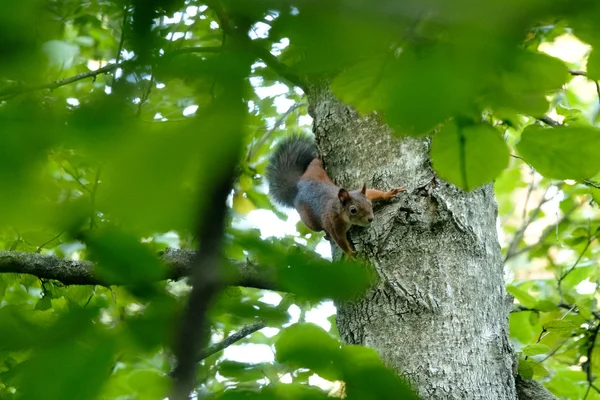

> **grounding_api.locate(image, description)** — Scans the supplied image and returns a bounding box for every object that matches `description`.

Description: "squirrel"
[266,134,404,255]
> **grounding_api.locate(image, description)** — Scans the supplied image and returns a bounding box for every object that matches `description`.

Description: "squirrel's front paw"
[386,187,405,199]
[344,250,357,258]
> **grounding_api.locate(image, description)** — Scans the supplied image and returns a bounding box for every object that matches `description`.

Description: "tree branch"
[516,376,558,400]
[505,186,553,261]
[505,201,581,261]
[558,230,598,299]
[0,63,120,98]
[0,47,223,98]
[0,249,276,291]
[537,115,560,127]
[584,180,600,190]
[198,320,266,361]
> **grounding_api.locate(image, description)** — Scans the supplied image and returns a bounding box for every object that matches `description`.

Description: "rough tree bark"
[307,84,523,399]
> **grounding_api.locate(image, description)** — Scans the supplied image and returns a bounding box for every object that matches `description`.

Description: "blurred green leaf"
[85,229,165,286]
[518,359,535,380]
[507,285,537,308]
[522,344,550,356]
[587,48,600,80]
[430,121,509,191]
[217,360,271,382]
[517,125,600,180]
[544,319,580,336]
[275,323,341,381]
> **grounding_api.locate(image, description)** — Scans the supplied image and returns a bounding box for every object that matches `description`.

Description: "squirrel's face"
[338,187,374,227]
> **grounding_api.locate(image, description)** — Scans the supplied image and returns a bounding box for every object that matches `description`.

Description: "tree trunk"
[307,84,517,399]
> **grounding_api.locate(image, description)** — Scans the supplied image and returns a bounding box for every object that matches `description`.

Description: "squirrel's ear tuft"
[361,183,367,195]
[338,188,350,204]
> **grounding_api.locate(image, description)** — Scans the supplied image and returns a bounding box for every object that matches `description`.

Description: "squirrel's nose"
[368,216,374,223]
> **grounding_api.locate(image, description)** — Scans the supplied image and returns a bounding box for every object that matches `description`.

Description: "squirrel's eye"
[349,206,357,214]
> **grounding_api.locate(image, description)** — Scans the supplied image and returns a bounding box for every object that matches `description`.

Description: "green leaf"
[518,359,534,380]
[233,232,373,301]
[35,296,52,311]
[217,361,271,382]
[275,323,341,380]
[510,311,540,344]
[126,294,177,350]
[430,121,509,191]
[331,56,389,115]
[85,229,165,286]
[341,346,416,399]
[587,48,600,81]
[0,275,8,302]
[534,300,559,312]
[127,369,169,399]
[385,46,485,136]
[532,361,549,379]
[0,305,51,352]
[522,344,550,356]
[561,265,594,290]
[544,319,579,336]
[507,285,537,309]
[490,51,568,116]
[2,308,115,400]
[516,125,600,180]
[262,383,330,400]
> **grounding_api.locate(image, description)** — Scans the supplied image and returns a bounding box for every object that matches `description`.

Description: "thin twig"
[569,69,587,77]
[525,302,575,361]
[112,3,130,87]
[512,302,600,320]
[506,202,582,260]
[90,167,102,229]
[165,46,222,59]
[525,328,548,361]
[0,63,120,99]
[510,154,527,162]
[569,69,600,104]
[35,231,65,253]
[539,338,569,362]
[537,115,560,127]
[584,384,592,400]
[522,168,536,222]
[247,102,306,162]
[63,161,93,195]
[584,180,600,190]
[584,322,600,399]
[505,186,553,261]
[558,235,595,296]
[0,47,222,99]
[197,320,266,361]
[558,302,600,320]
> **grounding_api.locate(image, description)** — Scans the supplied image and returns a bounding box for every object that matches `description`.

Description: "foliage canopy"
[0,0,599,399]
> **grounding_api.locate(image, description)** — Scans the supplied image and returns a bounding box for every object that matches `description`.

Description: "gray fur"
[294,180,336,230]
[266,134,317,207]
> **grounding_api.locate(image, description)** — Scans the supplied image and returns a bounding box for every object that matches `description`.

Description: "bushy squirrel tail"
[266,133,317,207]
